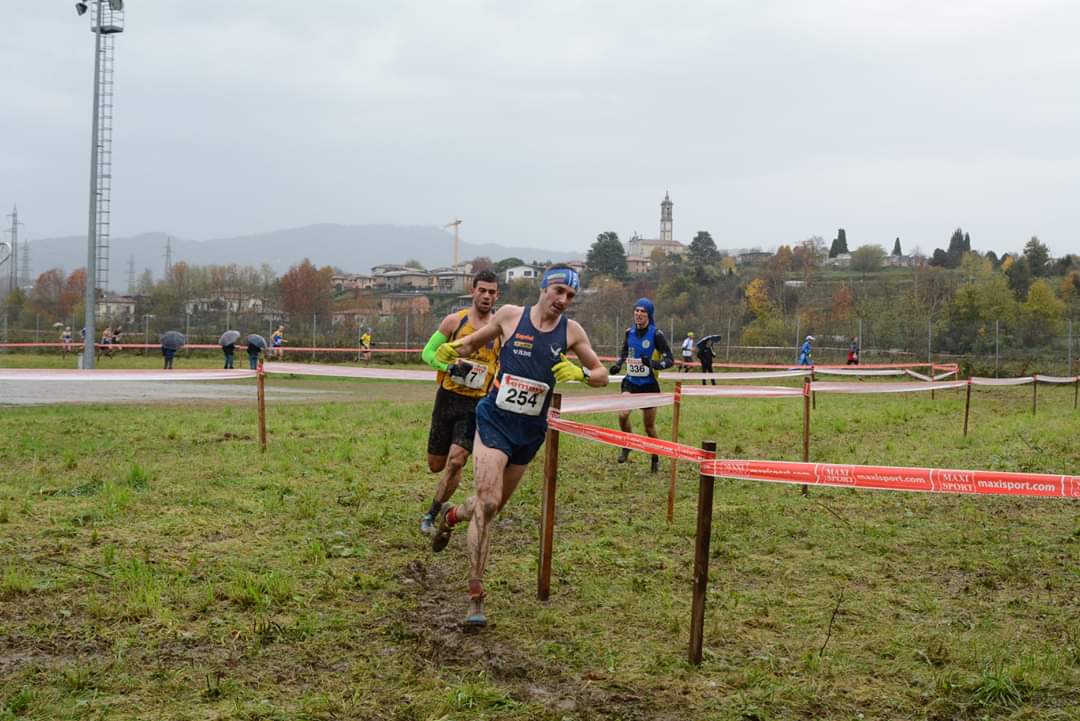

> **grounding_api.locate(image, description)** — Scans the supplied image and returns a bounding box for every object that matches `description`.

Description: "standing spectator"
[272,325,286,359]
[223,341,236,369]
[696,336,718,385]
[799,335,814,366]
[161,343,176,369]
[680,331,695,371]
[111,327,123,354]
[847,337,860,365]
[247,338,263,370]
[61,326,73,357]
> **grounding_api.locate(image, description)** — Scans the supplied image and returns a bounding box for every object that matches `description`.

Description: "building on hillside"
[380,293,431,317]
[97,293,137,323]
[735,251,772,267]
[505,265,540,283]
[884,254,916,268]
[626,255,652,274]
[370,263,410,276]
[184,290,268,316]
[332,274,375,293]
[626,192,688,258]
[381,269,432,290]
[827,253,852,268]
[430,267,474,293]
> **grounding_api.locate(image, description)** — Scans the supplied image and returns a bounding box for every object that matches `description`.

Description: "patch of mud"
[401,557,663,720]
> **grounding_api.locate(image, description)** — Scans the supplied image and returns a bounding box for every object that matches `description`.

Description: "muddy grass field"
[1,369,1078,720]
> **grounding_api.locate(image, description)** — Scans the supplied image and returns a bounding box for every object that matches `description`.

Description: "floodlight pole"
[82,0,105,369]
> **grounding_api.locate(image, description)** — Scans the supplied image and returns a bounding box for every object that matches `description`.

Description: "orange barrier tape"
[701,459,1080,499]
[547,416,715,462]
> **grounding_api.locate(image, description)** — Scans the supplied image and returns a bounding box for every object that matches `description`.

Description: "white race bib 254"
[494,374,550,416]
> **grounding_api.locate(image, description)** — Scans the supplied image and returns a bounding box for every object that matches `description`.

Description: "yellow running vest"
[437,309,500,398]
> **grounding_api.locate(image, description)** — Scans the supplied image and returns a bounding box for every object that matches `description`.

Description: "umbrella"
[160,330,186,350]
[53,322,64,329]
[246,334,268,349]
[219,330,241,346]
[696,334,721,348]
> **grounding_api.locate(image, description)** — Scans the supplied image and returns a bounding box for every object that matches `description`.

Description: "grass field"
[1,366,1079,720]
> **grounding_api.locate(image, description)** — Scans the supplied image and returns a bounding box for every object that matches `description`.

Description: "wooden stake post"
[537,393,562,601]
[801,379,810,496]
[689,440,717,666]
[1074,378,1078,410]
[257,359,267,451]
[1032,375,1038,416]
[963,379,972,436]
[668,382,683,523]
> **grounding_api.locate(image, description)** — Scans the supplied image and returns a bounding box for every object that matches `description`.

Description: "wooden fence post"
[668,382,683,523]
[257,359,267,451]
[802,379,810,496]
[1032,375,1038,416]
[688,440,717,666]
[538,393,562,601]
[963,379,972,437]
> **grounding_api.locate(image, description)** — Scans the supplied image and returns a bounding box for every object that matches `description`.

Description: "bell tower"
[660,191,673,242]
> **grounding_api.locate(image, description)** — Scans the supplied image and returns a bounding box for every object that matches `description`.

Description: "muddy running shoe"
[464,595,487,628]
[419,511,435,536]
[431,502,456,553]
[650,455,660,474]
[617,448,630,464]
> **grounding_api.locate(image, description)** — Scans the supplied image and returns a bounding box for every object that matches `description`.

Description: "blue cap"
[634,297,655,324]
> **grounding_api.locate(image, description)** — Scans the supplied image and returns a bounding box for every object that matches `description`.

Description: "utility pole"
[77,0,125,368]
[163,236,172,280]
[127,253,135,295]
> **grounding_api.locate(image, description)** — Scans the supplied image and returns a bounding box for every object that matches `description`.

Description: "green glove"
[552,354,585,384]
[434,340,464,368]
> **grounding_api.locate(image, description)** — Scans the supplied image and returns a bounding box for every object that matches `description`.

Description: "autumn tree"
[280,258,334,323]
[1018,279,1065,345]
[1022,236,1050,277]
[29,269,66,321]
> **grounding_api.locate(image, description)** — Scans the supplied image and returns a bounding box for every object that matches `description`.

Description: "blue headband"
[540,268,580,291]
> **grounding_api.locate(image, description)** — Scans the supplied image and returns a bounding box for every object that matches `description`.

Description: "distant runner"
[418,270,500,537]
[799,335,814,366]
[608,298,673,472]
[680,331,695,371]
[430,265,609,627]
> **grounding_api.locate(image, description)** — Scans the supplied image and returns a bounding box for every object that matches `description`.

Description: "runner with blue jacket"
[429,265,608,627]
[608,298,674,472]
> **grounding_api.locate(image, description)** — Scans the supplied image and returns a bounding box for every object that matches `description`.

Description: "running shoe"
[420,511,435,536]
[464,595,487,627]
[431,502,455,553]
[650,455,660,474]
[617,448,630,464]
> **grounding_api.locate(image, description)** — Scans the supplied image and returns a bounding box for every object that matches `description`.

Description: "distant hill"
[24,224,583,289]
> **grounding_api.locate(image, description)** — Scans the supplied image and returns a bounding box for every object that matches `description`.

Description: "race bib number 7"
[450,363,489,390]
[495,374,550,416]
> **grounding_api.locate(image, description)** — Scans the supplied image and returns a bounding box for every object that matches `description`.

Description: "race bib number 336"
[494,374,550,416]
[626,359,651,377]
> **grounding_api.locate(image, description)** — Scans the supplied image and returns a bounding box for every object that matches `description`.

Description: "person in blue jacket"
[799,335,815,366]
[608,298,674,472]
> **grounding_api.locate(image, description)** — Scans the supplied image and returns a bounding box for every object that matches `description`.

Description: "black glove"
[609,363,622,375]
[448,360,474,380]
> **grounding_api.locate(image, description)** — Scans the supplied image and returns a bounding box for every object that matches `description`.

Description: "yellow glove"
[552,354,586,384]
[434,340,464,368]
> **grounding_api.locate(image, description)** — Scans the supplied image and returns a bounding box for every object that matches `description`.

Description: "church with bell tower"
[627,191,687,261]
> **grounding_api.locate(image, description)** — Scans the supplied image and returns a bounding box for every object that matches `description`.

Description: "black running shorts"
[427,386,479,456]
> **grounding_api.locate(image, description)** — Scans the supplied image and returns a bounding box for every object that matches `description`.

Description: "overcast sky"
[3,1,1079,259]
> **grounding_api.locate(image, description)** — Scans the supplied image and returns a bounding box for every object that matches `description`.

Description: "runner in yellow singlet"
[418,269,500,535]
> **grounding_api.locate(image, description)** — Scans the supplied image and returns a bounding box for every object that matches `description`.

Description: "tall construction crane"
[444,218,462,268]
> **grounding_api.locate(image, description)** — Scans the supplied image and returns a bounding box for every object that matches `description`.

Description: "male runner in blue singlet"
[430,265,609,627]
[608,298,674,472]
